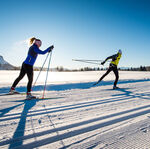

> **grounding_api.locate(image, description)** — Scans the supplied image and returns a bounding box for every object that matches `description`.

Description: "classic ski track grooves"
[0,78,150,148]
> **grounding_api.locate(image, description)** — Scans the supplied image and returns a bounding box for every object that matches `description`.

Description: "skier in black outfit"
[10,37,54,99]
[94,49,122,89]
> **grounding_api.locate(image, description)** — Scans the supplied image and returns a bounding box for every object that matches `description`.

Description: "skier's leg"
[26,65,37,99]
[11,63,26,89]
[94,67,112,85]
[99,67,112,82]
[26,65,33,93]
[113,67,119,87]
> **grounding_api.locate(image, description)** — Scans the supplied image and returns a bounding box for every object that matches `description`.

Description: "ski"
[25,97,39,100]
[113,86,120,90]
[0,92,22,96]
[25,97,51,100]
[37,97,52,100]
[0,92,39,97]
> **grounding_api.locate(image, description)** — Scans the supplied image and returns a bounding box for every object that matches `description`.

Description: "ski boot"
[113,86,119,90]
[9,87,19,94]
[26,92,37,100]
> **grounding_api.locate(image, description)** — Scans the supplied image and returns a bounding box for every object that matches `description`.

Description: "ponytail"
[29,37,36,45]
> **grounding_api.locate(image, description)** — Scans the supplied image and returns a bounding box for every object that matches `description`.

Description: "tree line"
[12,66,150,72]
[55,66,150,72]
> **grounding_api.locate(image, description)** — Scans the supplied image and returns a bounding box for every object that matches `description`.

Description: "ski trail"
[42,103,65,148]
[30,116,39,149]
[0,73,150,148]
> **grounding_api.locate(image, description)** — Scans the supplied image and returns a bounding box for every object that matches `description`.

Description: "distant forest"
[55,66,150,72]
[119,66,150,71]
[12,66,150,72]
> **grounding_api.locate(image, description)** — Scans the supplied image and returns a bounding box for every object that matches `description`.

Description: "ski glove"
[48,45,54,52]
[101,61,105,65]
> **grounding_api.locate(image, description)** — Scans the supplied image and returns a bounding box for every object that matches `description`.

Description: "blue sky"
[0,0,150,69]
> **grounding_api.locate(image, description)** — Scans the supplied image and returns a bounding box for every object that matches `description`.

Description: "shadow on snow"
[1,102,150,148]
[8,100,37,149]
[0,79,150,148]
[0,78,150,94]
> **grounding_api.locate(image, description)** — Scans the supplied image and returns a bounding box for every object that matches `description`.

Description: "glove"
[48,45,54,52]
[101,61,105,65]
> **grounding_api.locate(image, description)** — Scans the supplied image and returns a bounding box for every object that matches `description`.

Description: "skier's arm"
[105,55,113,61]
[101,55,114,65]
[34,45,54,55]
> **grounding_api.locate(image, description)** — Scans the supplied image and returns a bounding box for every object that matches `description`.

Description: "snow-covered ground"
[0,70,150,149]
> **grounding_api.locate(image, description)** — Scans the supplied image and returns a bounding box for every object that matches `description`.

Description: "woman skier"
[94,49,122,89]
[9,37,54,99]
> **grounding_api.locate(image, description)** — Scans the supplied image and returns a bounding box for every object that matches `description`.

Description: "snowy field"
[1,70,150,148]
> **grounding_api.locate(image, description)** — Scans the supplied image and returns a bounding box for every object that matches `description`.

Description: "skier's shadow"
[0,79,150,94]
[0,103,24,117]
[8,99,37,149]
[112,88,150,101]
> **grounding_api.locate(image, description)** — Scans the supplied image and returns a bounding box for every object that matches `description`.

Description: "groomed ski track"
[1,71,150,148]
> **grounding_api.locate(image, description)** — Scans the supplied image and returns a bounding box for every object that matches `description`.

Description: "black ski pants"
[99,64,119,87]
[12,63,33,93]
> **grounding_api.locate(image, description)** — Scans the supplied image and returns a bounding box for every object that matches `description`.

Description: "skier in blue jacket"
[10,37,54,99]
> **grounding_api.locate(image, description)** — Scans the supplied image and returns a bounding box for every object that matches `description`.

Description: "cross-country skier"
[9,37,54,99]
[93,49,122,89]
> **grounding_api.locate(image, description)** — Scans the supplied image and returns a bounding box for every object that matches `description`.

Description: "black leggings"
[12,63,33,92]
[99,65,119,87]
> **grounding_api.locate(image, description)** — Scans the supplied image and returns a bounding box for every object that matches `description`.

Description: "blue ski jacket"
[24,44,51,66]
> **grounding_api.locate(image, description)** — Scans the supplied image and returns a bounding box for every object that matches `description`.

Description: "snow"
[0,70,150,148]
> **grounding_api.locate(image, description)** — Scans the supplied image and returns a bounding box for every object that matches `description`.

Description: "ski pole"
[72,59,102,65]
[72,59,111,62]
[72,59,104,62]
[42,51,52,99]
[32,52,50,91]
[72,59,111,65]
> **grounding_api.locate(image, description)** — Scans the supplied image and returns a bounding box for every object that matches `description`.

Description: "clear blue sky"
[0,0,150,69]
